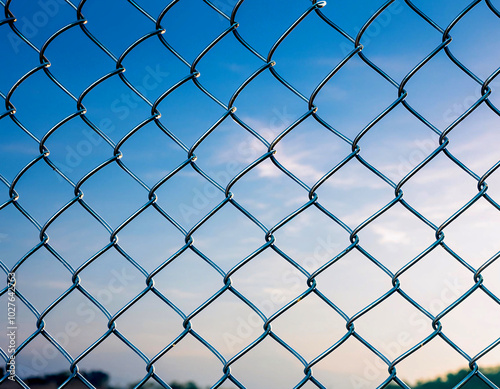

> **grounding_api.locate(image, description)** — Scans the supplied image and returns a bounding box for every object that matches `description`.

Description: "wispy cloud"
[371,224,411,245]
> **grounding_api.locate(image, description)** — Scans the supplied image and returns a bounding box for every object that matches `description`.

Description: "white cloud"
[371,224,411,245]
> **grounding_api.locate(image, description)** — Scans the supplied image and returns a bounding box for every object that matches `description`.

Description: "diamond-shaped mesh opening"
[358,202,437,273]
[447,1,500,80]
[229,249,308,316]
[230,336,306,388]
[228,158,310,227]
[0,119,39,183]
[80,76,155,143]
[444,198,500,269]
[14,335,69,382]
[0,203,40,268]
[79,162,148,228]
[13,161,75,224]
[312,336,390,388]
[116,121,187,187]
[406,53,481,128]
[400,152,480,226]
[358,104,439,183]
[78,249,146,315]
[397,246,472,316]
[192,204,264,272]
[445,104,500,175]
[358,2,443,81]
[272,117,352,187]
[313,55,397,140]
[192,291,261,359]
[440,290,500,357]
[186,119,265,188]
[45,204,116,269]
[154,167,227,230]
[153,334,224,387]
[394,337,471,388]
[161,0,229,64]
[353,293,432,361]
[316,249,390,317]
[116,205,185,273]
[231,70,307,141]
[196,35,263,103]
[270,294,346,362]
[316,158,395,228]
[273,205,347,272]
[75,334,147,388]
[41,290,109,358]
[14,248,72,312]
[271,12,350,96]
[81,0,153,55]
[156,81,228,147]
[235,0,309,55]
[44,27,115,96]
[116,43,184,103]
[3,71,75,139]
[115,292,183,358]
[152,249,222,315]
[43,121,113,183]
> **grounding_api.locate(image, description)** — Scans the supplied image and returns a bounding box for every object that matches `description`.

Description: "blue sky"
[1,0,500,388]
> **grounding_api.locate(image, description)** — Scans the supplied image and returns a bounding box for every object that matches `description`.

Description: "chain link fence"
[1,0,500,388]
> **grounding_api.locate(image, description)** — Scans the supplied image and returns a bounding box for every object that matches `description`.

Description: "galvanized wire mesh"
[1,0,500,388]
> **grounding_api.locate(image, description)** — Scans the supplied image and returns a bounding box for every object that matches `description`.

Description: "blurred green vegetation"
[388,366,500,388]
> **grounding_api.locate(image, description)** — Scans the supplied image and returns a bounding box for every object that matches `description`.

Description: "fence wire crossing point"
[1,0,500,388]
